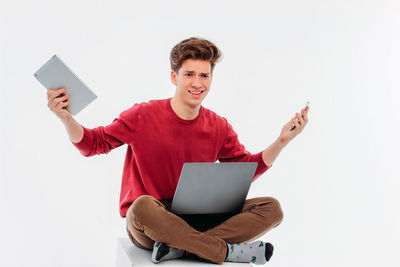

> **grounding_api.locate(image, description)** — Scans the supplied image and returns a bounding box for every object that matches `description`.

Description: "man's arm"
[262,106,310,167]
[62,115,84,143]
[262,138,287,167]
[47,87,139,156]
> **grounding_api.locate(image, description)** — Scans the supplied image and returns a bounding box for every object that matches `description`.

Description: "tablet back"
[170,162,258,215]
[34,55,97,116]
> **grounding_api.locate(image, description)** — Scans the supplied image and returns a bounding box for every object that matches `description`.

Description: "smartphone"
[290,101,309,131]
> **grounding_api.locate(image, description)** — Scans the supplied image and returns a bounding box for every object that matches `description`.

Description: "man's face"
[171,59,213,108]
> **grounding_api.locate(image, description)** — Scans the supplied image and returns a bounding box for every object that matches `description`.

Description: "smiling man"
[46,37,309,265]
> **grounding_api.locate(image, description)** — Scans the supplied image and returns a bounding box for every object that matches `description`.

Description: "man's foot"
[151,241,185,263]
[224,241,274,265]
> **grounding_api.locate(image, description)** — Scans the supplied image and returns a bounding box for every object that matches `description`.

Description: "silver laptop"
[170,162,258,215]
[34,55,97,116]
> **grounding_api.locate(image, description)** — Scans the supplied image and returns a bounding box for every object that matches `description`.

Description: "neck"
[170,96,201,120]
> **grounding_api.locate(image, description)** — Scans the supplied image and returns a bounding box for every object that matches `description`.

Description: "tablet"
[34,55,97,116]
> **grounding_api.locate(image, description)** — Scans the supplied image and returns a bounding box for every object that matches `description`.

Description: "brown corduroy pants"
[125,195,284,264]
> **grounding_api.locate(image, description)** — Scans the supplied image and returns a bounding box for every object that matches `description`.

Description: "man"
[46,37,309,265]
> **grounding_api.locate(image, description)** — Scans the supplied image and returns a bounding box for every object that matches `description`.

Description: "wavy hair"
[170,37,222,73]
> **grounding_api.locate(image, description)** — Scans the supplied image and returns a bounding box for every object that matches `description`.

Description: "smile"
[188,90,205,95]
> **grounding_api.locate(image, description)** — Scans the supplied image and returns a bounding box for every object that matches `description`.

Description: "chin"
[182,92,207,107]
[185,98,203,108]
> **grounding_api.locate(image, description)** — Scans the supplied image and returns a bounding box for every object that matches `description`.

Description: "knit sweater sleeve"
[218,118,270,182]
[71,103,141,157]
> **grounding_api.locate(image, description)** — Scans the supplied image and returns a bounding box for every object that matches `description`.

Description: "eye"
[202,74,209,78]
[185,73,192,77]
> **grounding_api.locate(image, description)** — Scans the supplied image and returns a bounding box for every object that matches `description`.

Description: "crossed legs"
[125,195,283,264]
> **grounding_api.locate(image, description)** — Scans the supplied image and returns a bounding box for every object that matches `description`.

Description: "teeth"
[189,91,202,95]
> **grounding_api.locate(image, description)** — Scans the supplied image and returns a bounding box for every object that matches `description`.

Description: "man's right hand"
[47,87,71,122]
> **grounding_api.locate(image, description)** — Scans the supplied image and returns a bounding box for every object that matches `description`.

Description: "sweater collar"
[166,98,203,125]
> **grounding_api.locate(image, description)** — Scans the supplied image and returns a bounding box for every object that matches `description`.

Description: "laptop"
[34,55,97,116]
[170,162,258,215]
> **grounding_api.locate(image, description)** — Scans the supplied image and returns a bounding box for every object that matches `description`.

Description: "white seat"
[116,237,252,267]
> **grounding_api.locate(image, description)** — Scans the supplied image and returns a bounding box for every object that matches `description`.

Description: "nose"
[191,75,201,88]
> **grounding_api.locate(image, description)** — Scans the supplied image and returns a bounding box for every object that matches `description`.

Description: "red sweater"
[72,98,269,217]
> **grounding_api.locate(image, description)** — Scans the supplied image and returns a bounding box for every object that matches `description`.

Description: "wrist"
[276,136,289,149]
[61,114,73,125]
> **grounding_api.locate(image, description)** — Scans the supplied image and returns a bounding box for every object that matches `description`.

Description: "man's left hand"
[279,106,310,145]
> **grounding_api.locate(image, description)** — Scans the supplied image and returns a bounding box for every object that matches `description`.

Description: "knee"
[126,195,157,223]
[256,197,284,225]
[267,197,284,225]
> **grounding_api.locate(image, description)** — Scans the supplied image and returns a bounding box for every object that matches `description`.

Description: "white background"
[1,0,399,266]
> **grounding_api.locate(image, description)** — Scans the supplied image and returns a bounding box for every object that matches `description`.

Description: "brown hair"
[170,37,222,73]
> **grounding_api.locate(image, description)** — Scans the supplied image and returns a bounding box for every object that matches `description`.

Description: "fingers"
[290,112,304,132]
[55,97,70,110]
[296,112,305,125]
[302,106,309,123]
[49,93,69,111]
[47,87,64,99]
[286,106,310,135]
[291,116,300,130]
[47,87,66,103]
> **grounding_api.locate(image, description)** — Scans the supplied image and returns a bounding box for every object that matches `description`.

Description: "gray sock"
[225,241,274,265]
[151,241,185,263]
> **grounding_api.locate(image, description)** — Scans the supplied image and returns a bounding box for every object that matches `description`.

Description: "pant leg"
[125,195,228,264]
[202,197,284,244]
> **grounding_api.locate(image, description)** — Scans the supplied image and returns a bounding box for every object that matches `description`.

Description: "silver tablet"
[171,162,258,215]
[34,55,97,116]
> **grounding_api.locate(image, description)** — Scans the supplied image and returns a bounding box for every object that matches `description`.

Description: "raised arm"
[262,106,310,166]
[47,87,140,157]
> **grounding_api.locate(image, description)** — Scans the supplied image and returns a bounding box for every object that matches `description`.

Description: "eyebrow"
[184,71,210,75]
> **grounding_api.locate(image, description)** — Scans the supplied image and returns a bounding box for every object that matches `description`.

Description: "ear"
[170,70,177,86]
